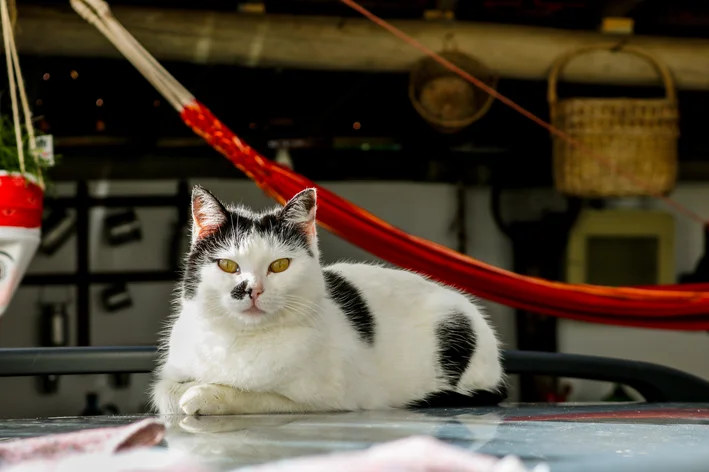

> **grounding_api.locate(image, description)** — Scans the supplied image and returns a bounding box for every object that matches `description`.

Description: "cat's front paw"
[179,384,235,416]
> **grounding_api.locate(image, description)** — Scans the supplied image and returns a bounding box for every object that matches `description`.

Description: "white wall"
[0,179,516,418]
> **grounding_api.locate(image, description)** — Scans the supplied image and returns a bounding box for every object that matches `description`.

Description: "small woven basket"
[409,38,497,134]
[548,44,679,198]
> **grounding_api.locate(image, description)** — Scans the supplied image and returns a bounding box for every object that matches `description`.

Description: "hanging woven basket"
[548,44,679,198]
[409,37,498,134]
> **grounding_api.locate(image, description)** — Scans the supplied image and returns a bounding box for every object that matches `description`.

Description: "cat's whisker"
[283,297,322,312]
[288,303,320,325]
[282,298,322,313]
[286,298,322,310]
[282,295,322,311]
[282,303,321,328]
[283,295,323,312]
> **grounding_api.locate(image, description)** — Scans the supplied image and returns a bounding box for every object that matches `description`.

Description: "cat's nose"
[248,285,264,300]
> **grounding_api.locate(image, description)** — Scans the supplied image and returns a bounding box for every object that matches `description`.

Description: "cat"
[150,186,506,416]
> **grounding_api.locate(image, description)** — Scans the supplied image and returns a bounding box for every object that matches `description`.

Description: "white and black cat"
[151,186,506,415]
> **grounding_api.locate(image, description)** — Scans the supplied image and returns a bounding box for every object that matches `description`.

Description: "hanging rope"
[0,0,43,188]
[72,0,709,330]
[1,0,24,175]
[70,0,193,111]
[7,0,15,30]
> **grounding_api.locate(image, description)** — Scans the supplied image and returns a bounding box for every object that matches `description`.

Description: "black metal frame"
[490,172,583,402]
[21,181,191,346]
[1,347,708,403]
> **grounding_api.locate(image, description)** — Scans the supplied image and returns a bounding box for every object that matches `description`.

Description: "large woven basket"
[409,38,497,134]
[548,44,679,198]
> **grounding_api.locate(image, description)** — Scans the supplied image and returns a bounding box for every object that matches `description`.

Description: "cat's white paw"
[179,384,234,416]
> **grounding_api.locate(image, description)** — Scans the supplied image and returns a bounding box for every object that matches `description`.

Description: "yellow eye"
[217,259,239,274]
[269,258,290,273]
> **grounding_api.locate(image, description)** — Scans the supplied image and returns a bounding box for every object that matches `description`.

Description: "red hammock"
[182,103,709,331]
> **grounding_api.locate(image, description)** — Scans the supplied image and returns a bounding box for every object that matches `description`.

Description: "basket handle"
[547,43,676,108]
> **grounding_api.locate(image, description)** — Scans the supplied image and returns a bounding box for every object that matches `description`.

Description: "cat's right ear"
[191,186,228,245]
[280,188,317,241]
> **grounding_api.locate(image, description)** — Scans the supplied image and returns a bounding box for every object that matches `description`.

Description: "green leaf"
[0,115,54,186]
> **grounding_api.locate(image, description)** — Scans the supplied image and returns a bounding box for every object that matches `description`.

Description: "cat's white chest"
[172,313,322,392]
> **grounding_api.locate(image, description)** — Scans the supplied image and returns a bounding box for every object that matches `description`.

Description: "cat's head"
[181,186,323,326]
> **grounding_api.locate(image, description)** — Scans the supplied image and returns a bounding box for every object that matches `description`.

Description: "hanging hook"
[611,37,630,52]
[442,32,458,52]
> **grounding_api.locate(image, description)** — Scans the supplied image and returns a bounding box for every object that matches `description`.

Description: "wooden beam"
[602,0,646,17]
[44,144,709,184]
[13,4,709,89]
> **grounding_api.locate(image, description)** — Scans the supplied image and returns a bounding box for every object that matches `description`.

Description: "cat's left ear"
[191,186,228,245]
[280,188,317,239]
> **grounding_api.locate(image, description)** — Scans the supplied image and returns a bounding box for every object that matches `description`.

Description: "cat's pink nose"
[248,285,264,300]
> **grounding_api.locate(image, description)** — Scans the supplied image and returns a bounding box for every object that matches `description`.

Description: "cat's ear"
[280,188,317,239]
[191,186,228,244]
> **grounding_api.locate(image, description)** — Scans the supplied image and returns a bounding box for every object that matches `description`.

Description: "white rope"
[8,13,43,187]
[95,1,191,104]
[70,0,182,110]
[70,0,194,111]
[0,0,25,175]
[0,0,44,187]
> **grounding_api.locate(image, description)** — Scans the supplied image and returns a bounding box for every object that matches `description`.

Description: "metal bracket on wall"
[21,181,191,347]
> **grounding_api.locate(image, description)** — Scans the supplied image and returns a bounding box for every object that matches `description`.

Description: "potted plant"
[0,115,51,316]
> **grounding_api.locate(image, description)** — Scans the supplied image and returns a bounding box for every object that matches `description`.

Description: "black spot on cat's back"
[436,311,477,388]
[323,270,375,345]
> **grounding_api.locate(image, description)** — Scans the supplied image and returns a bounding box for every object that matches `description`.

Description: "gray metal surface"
[1,403,708,471]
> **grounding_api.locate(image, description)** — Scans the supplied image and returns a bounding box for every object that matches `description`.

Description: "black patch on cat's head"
[230,281,249,300]
[180,187,318,300]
